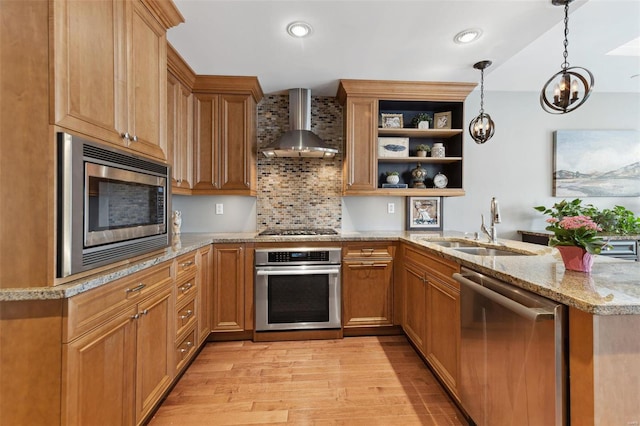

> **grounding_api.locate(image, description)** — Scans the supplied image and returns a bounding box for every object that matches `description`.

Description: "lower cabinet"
[212,243,245,332]
[342,243,395,328]
[62,263,174,426]
[401,244,461,398]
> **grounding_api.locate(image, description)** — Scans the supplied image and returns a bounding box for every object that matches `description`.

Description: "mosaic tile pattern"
[256,95,343,230]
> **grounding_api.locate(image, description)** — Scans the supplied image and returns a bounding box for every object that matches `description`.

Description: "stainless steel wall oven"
[255,247,341,331]
[57,132,170,277]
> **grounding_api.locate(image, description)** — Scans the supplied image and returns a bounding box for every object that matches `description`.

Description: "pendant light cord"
[479,68,485,114]
[562,1,570,70]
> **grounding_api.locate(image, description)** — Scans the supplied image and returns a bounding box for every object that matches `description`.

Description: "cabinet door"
[62,307,137,426]
[426,277,460,395]
[135,286,173,423]
[402,261,426,354]
[219,94,255,191]
[127,0,167,160]
[344,97,377,193]
[167,73,193,191]
[197,245,213,344]
[52,0,128,146]
[343,260,393,327]
[212,244,245,332]
[193,93,220,190]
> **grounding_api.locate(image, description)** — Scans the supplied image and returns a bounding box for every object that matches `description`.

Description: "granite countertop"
[2,231,639,316]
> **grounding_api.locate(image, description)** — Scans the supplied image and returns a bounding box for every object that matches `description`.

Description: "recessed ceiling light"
[454,28,483,44]
[287,21,312,38]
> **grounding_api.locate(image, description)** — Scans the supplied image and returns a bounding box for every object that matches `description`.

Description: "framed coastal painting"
[406,197,442,231]
[553,130,640,197]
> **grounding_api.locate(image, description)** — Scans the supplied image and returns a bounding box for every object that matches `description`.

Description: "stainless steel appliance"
[57,132,170,277]
[453,267,566,426]
[255,247,341,331]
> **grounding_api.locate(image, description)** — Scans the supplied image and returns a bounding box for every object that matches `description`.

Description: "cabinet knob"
[130,135,138,142]
[131,313,140,320]
[121,132,130,140]
[140,309,149,316]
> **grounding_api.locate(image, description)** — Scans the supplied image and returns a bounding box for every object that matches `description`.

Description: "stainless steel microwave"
[57,132,170,277]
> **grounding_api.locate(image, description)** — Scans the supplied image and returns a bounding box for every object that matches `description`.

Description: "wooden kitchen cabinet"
[191,76,263,195]
[212,243,246,332]
[341,97,378,193]
[336,79,475,196]
[400,243,461,397]
[342,243,395,327]
[62,262,174,426]
[52,0,183,161]
[197,245,213,344]
[167,44,196,193]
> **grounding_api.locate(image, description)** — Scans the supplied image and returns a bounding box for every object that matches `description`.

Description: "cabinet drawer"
[176,297,196,338]
[175,327,197,372]
[64,263,172,342]
[175,272,197,305]
[175,251,197,281]
[343,243,394,260]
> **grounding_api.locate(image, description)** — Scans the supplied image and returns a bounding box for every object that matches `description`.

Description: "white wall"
[173,91,640,237]
[343,91,640,239]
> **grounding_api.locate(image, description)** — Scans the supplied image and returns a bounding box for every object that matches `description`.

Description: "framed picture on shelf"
[378,137,409,158]
[406,197,443,231]
[381,113,403,128]
[433,111,452,129]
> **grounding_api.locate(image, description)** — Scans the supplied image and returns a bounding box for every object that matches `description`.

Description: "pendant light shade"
[540,0,594,114]
[469,60,495,144]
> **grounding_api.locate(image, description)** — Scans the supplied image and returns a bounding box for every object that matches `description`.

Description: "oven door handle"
[256,268,340,276]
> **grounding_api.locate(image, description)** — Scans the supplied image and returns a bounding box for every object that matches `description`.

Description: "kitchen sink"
[454,247,535,256]
[430,240,480,248]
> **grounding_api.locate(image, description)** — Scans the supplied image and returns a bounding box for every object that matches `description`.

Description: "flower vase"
[556,246,594,273]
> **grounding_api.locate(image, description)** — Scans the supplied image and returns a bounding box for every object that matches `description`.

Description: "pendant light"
[469,60,495,144]
[540,0,594,114]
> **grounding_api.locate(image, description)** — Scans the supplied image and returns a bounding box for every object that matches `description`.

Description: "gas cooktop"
[258,228,338,236]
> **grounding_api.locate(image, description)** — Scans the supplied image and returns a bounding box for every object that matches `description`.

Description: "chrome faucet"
[481,197,501,243]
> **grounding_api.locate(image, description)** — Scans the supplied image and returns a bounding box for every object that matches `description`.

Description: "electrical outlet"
[387,203,395,214]
[215,203,224,215]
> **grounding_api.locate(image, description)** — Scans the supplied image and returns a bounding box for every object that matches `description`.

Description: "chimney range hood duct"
[261,88,338,158]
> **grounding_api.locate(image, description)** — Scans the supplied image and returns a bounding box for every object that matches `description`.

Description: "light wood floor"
[148,335,468,425]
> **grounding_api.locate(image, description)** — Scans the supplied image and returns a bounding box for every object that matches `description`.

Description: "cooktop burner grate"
[258,228,338,236]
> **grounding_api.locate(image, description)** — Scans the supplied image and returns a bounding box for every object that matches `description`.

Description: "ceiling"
[167,0,640,96]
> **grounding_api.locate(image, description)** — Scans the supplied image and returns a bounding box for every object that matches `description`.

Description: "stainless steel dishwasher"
[453,267,566,426]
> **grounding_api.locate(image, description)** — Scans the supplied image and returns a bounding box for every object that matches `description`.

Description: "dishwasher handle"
[453,273,555,322]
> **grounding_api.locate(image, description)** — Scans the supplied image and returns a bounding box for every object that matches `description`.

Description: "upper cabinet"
[167,44,196,194]
[52,0,184,161]
[336,79,476,196]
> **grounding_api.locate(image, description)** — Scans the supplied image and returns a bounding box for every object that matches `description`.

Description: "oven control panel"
[255,248,341,266]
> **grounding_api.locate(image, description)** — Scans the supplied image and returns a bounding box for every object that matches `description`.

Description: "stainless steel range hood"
[261,88,338,158]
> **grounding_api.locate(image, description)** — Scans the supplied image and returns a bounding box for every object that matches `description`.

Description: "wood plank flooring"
[149,335,468,425]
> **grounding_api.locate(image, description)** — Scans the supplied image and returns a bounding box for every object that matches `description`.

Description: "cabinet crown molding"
[141,0,184,29]
[193,76,264,102]
[336,79,477,105]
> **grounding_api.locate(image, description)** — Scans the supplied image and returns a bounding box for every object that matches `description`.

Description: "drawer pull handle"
[126,283,146,293]
[180,260,194,268]
[360,248,375,256]
[180,309,193,320]
[179,282,193,293]
[179,341,194,353]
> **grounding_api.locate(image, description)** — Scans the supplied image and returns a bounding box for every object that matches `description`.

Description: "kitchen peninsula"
[1,231,639,425]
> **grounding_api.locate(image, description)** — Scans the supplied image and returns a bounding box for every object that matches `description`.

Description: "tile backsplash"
[256,94,343,230]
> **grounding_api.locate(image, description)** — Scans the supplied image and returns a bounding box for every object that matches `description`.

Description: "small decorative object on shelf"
[385,171,400,185]
[411,163,427,188]
[411,113,432,129]
[433,172,448,189]
[432,143,445,158]
[434,111,452,129]
[381,113,403,128]
[415,144,430,157]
